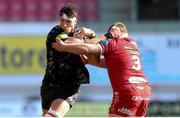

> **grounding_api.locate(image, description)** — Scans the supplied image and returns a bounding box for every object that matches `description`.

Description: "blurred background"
[0,0,180,117]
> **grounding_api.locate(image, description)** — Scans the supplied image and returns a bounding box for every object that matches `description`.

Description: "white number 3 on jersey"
[132,55,141,71]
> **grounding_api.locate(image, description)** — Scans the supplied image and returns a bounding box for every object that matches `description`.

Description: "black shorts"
[40,85,80,110]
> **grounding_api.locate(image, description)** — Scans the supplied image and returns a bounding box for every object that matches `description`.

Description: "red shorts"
[109,83,151,117]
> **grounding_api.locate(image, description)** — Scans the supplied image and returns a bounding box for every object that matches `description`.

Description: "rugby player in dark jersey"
[41,4,95,117]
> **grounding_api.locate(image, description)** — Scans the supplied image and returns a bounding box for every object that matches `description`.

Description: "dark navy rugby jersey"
[42,25,89,88]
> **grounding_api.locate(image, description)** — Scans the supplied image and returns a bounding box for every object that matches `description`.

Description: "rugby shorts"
[109,83,151,117]
[40,85,80,110]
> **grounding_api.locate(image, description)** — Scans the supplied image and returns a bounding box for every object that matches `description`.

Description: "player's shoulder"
[122,36,134,42]
[49,25,63,34]
[99,39,110,46]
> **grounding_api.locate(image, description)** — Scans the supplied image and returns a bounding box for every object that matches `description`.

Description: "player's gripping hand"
[74,27,95,38]
[74,28,84,39]
[52,38,65,51]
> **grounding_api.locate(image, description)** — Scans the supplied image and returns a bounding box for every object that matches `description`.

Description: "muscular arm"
[89,55,106,68]
[85,35,106,44]
[53,40,100,55]
[83,54,106,68]
[52,39,107,67]
[65,35,106,44]
[64,37,84,43]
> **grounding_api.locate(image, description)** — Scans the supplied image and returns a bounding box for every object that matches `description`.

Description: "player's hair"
[115,22,128,33]
[59,4,78,18]
[107,24,115,33]
[108,22,128,33]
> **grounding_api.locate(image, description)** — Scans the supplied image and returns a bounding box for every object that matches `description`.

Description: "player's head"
[108,22,128,38]
[59,4,78,33]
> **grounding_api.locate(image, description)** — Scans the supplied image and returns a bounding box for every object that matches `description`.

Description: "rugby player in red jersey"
[52,21,152,117]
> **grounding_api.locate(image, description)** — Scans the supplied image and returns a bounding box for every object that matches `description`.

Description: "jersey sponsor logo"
[118,107,132,116]
[132,96,150,101]
[136,86,145,90]
[129,76,147,84]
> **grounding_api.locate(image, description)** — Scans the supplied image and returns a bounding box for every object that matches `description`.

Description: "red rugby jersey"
[99,37,147,90]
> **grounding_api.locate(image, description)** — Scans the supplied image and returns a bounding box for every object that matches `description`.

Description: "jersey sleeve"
[98,39,110,55]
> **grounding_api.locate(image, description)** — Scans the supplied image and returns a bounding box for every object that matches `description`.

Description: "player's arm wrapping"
[85,35,106,44]
[88,54,106,68]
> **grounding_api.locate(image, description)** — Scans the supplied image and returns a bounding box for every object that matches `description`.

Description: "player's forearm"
[61,43,91,55]
[87,55,106,68]
[94,57,106,68]
[52,39,101,55]
[89,62,106,68]
[85,35,106,44]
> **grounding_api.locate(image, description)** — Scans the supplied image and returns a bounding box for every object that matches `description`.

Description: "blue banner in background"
[133,33,180,84]
[86,65,110,85]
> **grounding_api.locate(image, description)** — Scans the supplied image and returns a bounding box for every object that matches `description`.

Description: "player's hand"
[74,28,84,38]
[74,27,95,38]
[52,38,64,51]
